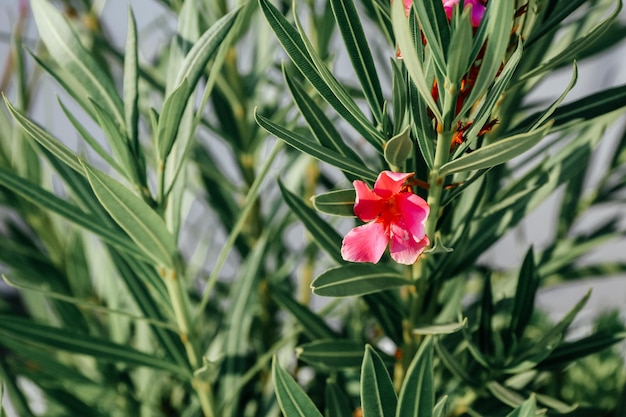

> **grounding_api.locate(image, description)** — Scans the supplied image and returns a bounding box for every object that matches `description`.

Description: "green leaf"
[440,122,553,176]
[361,345,398,417]
[282,66,365,170]
[384,125,414,170]
[124,6,140,152]
[279,181,345,264]
[396,337,434,417]
[297,340,374,370]
[364,291,405,345]
[434,338,477,384]
[461,38,522,142]
[486,381,526,408]
[391,59,408,133]
[271,288,337,340]
[520,1,621,81]
[392,0,442,122]
[504,394,538,417]
[412,0,450,78]
[0,166,150,263]
[330,0,385,122]
[446,13,473,85]
[0,315,189,378]
[173,6,241,89]
[3,95,82,173]
[311,189,356,217]
[507,248,539,347]
[519,85,626,132]
[258,0,384,146]
[30,0,124,126]
[459,1,515,116]
[526,0,586,46]
[409,81,436,170]
[256,110,378,182]
[325,380,354,417]
[157,79,190,161]
[273,358,324,417]
[81,163,177,268]
[89,99,136,182]
[538,331,626,370]
[57,98,125,175]
[506,290,591,373]
[0,357,36,417]
[219,234,267,414]
[312,264,410,297]
[413,318,467,336]
[432,396,448,417]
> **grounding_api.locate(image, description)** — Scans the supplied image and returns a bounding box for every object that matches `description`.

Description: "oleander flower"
[443,0,486,27]
[403,0,412,15]
[341,171,430,265]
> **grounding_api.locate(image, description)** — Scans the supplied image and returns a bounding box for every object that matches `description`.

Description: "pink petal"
[373,171,413,199]
[470,3,486,27]
[403,0,412,15]
[443,0,459,19]
[388,223,430,265]
[396,193,429,239]
[353,180,383,222]
[341,222,389,264]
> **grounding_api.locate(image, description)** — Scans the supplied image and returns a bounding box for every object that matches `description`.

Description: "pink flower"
[403,0,412,15]
[341,171,430,265]
[443,0,486,27]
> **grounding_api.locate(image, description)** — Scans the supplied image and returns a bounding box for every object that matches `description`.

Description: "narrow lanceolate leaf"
[412,0,450,77]
[81,163,177,268]
[297,340,372,370]
[460,0,514,115]
[330,0,385,122]
[124,7,140,151]
[446,14,473,85]
[273,358,324,417]
[256,111,378,182]
[361,345,398,417]
[325,381,354,417]
[311,189,356,217]
[518,84,626,132]
[0,166,150,263]
[312,264,410,297]
[396,337,434,417]
[392,0,442,122]
[157,79,190,161]
[173,7,241,89]
[30,0,124,126]
[432,396,448,417]
[279,181,345,264]
[504,394,537,417]
[271,288,337,340]
[3,95,82,173]
[507,248,539,346]
[259,0,384,146]
[57,99,125,175]
[282,66,365,169]
[0,315,189,378]
[506,290,591,373]
[520,1,621,81]
[538,331,626,370]
[439,122,553,176]
[413,318,467,336]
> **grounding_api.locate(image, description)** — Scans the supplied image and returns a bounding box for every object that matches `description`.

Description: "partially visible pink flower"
[443,0,486,27]
[403,0,412,15]
[341,171,430,265]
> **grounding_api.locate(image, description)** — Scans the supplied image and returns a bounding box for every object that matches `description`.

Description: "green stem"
[193,140,283,323]
[161,266,215,417]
